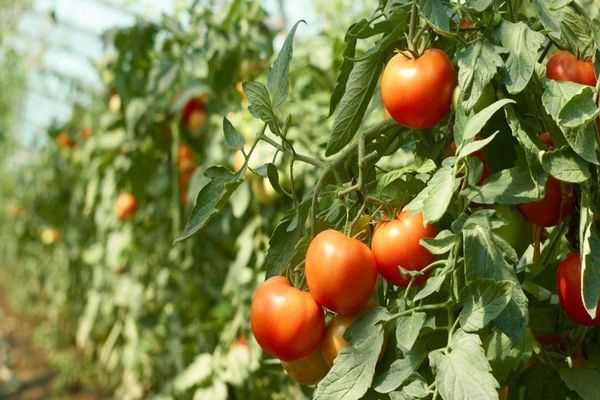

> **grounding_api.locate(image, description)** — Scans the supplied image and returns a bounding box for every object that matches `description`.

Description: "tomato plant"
[556,253,600,326]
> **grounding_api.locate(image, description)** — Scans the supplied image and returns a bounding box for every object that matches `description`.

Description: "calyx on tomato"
[381,49,456,129]
[556,253,600,326]
[305,230,377,314]
[371,211,436,287]
[250,276,325,361]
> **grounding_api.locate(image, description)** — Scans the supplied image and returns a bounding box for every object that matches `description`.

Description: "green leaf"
[558,86,599,128]
[460,99,515,143]
[457,133,497,159]
[560,368,600,400]
[264,218,305,278]
[466,0,493,12]
[243,82,280,135]
[485,329,534,382]
[373,345,427,394]
[376,159,437,193]
[413,261,452,302]
[405,166,456,223]
[325,52,384,156]
[420,0,451,32]
[429,330,499,400]
[465,168,540,205]
[494,21,546,94]
[541,146,591,183]
[315,308,389,400]
[420,230,456,255]
[457,40,504,112]
[395,312,426,352]
[459,279,516,332]
[176,167,244,242]
[265,163,287,196]
[534,0,565,33]
[328,22,360,116]
[562,121,599,164]
[222,117,245,150]
[390,375,429,399]
[551,7,596,60]
[579,185,600,318]
[268,20,304,109]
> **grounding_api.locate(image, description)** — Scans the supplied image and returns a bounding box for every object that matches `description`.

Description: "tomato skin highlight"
[546,51,597,86]
[371,211,436,287]
[381,49,456,129]
[556,253,600,326]
[305,230,377,315]
[250,276,325,361]
[281,348,330,385]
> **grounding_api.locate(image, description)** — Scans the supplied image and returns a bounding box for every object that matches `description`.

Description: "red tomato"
[371,211,436,287]
[539,132,554,148]
[305,230,377,314]
[518,176,574,227]
[546,51,597,86]
[250,276,325,361]
[556,253,600,326]
[177,145,196,176]
[281,348,330,385]
[381,49,455,129]
[115,193,137,223]
[181,97,207,133]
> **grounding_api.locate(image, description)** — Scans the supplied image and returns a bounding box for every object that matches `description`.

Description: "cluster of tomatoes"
[250,211,435,384]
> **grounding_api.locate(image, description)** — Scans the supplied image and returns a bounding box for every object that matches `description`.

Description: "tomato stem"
[533,224,542,263]
[407,0,419,54]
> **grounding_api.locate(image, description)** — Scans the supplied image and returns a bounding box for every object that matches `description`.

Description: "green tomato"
[452,83,496,114]
[492,205,533,256]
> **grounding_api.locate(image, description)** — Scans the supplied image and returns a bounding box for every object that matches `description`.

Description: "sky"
[14,0,317,147]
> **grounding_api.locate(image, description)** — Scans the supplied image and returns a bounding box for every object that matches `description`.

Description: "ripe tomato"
[177,145,196,176]
[556,253,600,326]
[321,303,381,367]
[281,348,330,385]
[56,132,75,149]
[518,176,574,227]
[115,193,137,223]
[305,230,377,314]
[371,211,436,287]
[381,49,455,129]
[250,276,325,361]
[181,97,207,133]
[546,51,596,86]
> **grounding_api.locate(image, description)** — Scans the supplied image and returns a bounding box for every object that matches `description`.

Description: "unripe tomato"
[518,177,574,227]
[40,228,60,245]
[381,49,455,129]
[250,276,325,361]
[491,205,532,256]
[546,51,597,86]
[556,253,600,326]
[321,303,381,367]
[115,193,137,223]
[305,230,377,314]
[451,83,496,114]
[371,211,436,287]
[281,348,330,385]
[177,145,196,176]
[181,97,207,133]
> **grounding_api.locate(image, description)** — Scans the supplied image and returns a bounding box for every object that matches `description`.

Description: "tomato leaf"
[243,81,280,135]
[558,87,599,128]
[420,230,456,255]
[485,329,534,383]
[420,0,451,32]
[459,99,514,144]
[265,206,309,278]
[559,368,600,400]
[457,133,497,159]
[459,279,516,332]
[328,22,360,116]
[464,168,540,205]
[222,117,245,150]
[405,166,456,223]
[562,122,599,164]
[176,167,244,242]
[494,21,545,94]
[541,146,591,183]
[315,308,389,400]
[325,52,384,156]
[533,0,565,33]
[457,40,504,112]
[429,330,499,400]
[413,260,453,302]
[389,375,429,399]
[579,185,600,319]
[550,7,595,60]
[395,312,426,352]
[373,344,427,394]
[268,20,304,109]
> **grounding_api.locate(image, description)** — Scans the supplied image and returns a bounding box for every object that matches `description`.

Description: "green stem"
[408,0,419,53]
[388,301,451,320]
[170,122,182,239]
[258,134,324,168]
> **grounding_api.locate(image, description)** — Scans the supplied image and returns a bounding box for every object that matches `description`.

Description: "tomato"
[305,230,377,314]
[546,51,596,86]
[40,228,60,245]
[281,348,330,385]
[250,276,325,361]
[181,97,207,133]
[177,145,196,176]
[556,253,600,326]
[115,193,137,223]
[491,205,532,256]
[451,83,496,114]
[381,49,455,129]
[518,176,574,227]
[371,211,436,287]
[321,304,380,367]
[56,132,75,149]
